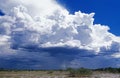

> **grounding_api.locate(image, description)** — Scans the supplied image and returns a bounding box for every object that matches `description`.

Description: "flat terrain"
[0,71,120,78]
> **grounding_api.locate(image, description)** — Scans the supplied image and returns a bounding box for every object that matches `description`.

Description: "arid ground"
[0,71,120,78]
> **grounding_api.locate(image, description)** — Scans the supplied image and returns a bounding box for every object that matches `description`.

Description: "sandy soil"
[0,71,120,78]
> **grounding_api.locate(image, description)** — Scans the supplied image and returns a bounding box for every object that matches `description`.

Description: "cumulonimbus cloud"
[0,0,120,69]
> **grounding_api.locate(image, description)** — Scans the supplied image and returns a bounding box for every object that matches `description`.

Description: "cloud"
[69,54,119,69]
[0,0,120,69]
[0,0,63,17]
[111,53,120,58]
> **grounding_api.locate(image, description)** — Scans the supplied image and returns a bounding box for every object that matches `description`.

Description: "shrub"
[95,67,120,73]
[47,70,53,74]
[67,68,92,77]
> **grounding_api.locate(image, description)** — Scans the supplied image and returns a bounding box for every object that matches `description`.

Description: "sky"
[57,0,120,36]
[0,0,120,69]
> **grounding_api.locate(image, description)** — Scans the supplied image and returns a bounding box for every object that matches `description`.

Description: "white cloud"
[0,0,120,53]
[0,0,63,17]
[0,0,120,69]
[112,53,120,58]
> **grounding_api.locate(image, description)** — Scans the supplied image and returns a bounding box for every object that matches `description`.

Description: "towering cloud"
[0,0,120,69]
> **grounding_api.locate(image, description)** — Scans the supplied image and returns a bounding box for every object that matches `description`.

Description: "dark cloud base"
[0,47,119,70]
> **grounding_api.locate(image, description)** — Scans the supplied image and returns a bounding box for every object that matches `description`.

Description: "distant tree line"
[1,67,120,73]
[94,67,120,73]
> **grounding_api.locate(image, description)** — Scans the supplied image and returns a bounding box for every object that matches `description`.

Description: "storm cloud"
[0,0,120,69]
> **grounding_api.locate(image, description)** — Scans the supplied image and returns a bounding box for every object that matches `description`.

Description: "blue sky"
[58,0,120,36]
[0,0,120,69]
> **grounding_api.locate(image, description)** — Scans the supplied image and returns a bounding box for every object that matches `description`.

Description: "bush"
[67,68,92,77]
[47,70,53,74]
[95,67,120,73]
